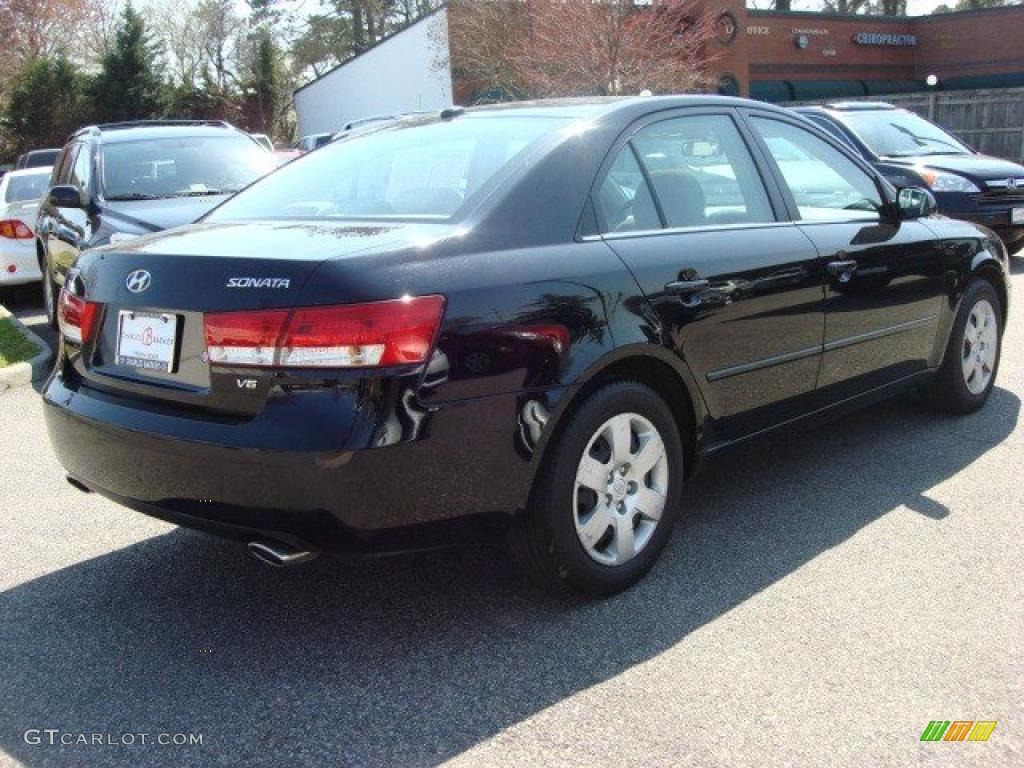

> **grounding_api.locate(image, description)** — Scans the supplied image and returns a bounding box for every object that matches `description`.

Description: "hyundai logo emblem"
[125,269,151,293]
[1008,178,1019,189]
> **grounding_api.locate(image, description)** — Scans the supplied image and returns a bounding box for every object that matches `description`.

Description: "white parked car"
[0,166,52,287]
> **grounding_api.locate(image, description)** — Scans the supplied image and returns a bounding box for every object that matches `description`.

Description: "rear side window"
[751,117,883,222]
[632,114,775,228]
[595,147,661,233]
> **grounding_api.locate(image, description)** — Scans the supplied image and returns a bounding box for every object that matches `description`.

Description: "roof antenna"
[440,106,465,120]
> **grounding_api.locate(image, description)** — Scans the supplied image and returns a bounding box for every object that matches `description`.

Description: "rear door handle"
[665,279,710,296]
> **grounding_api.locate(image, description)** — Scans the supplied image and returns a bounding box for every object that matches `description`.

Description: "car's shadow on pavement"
[0,388,1018,768]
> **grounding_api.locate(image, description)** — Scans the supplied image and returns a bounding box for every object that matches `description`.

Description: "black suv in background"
[794,103,1024,251]
[36,120,277,326]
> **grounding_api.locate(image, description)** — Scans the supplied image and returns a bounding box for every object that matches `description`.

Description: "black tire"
[41,261,58,330]
[508,380,685,596]
[924,278,1002,414]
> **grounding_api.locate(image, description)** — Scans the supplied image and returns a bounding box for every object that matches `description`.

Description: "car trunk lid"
[67,219,454,415]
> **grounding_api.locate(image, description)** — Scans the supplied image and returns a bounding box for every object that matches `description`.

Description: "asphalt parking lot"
[1,268,1022,768]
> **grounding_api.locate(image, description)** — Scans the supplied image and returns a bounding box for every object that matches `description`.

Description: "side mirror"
[48,185,84,209]
[897,187,938,220]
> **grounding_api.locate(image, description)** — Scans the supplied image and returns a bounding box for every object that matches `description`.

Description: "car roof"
[795,102,898,114]
[430,95,797,124]
[72,120,249,145]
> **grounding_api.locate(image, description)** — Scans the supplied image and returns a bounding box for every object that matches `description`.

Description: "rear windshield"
[101,136,277,201]
[208,116,567,222]
[4,172,50,203]
[840,109,971,158]
[25,150,59,168]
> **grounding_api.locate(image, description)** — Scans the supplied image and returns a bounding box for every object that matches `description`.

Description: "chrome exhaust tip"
[247,540,317,568]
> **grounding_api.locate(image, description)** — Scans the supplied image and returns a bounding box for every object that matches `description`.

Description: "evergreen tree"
[1,57,88,156]
[244,36,283,137]
[90,2,164,123]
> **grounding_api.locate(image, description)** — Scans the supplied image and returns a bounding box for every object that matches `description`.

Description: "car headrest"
[649,170,706,228]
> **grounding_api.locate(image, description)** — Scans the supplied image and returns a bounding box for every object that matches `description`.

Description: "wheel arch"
[519,345,708,511]
[971,255,1009,328]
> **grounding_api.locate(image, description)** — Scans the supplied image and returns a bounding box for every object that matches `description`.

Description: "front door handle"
[827,259,859,281]
[665,278,710,296]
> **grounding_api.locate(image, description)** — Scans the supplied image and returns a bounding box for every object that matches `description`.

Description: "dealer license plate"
[115,310,178,372]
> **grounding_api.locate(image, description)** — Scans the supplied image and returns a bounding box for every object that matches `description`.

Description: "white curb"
[0,305,54,392]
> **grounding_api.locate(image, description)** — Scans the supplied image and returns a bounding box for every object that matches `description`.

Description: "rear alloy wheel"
[573,413,669,567]
[925,278,1002,414]
[509,381,684,596]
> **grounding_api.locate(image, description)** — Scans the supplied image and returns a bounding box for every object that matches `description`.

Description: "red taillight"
[57,289,101,344]
[204,295,446,368]
[0,219,32,239]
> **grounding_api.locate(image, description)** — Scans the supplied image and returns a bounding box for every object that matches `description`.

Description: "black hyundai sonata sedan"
[44,96,1009,595]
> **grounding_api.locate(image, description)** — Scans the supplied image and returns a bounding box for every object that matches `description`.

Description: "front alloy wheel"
[961,298,998,396]
[925,277,1002,414]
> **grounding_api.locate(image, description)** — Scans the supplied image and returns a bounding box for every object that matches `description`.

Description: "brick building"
[294,3,1024,136]
[711,2,1024,101]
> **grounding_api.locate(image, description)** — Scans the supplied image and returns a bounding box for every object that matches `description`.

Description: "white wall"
[293,9,452,137]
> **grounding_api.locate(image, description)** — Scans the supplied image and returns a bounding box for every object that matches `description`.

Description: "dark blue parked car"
[794,102,1024,252]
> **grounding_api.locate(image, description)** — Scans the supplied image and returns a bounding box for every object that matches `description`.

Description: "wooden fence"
[788,88,1024,163]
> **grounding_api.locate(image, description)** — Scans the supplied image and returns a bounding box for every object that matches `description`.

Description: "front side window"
[751,117,883,222]
[101,135,277,201]
[632,114,774,228]
[212,116,566,222]
[70,144,93,192]
[839,109,971,158]
[54,145,77,186]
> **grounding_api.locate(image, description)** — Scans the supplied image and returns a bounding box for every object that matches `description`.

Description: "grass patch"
[0,317,38,367]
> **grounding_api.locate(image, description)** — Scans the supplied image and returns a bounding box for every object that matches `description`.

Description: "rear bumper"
[43,370,549,551]
[0,241,41,285]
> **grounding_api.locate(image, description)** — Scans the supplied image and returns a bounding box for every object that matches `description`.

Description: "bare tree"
[510,0,720,98]
[152,2,206,87]
[196,0,248,90]
[0,0,98,81]
[439,0,529,101]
